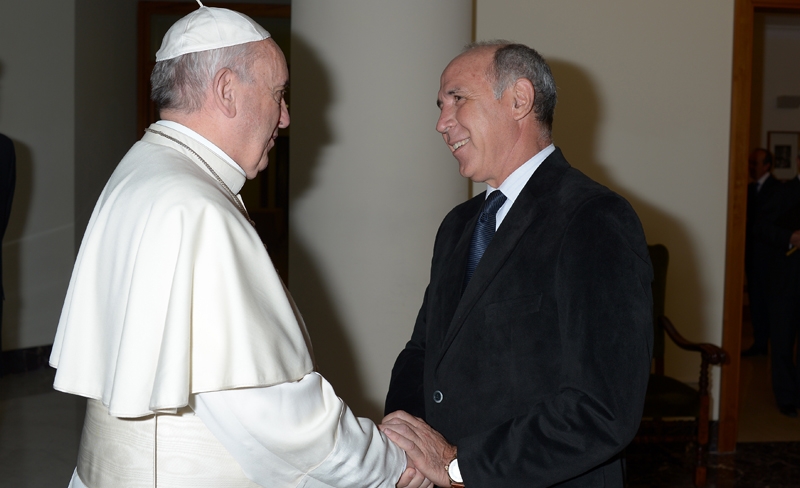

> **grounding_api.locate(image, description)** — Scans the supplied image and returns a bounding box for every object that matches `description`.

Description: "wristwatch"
[446,452,465,488]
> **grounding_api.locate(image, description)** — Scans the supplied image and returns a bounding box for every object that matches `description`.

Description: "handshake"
[381,410,459,488]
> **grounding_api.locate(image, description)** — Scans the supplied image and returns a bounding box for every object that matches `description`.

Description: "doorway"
[738,10,800,442]
[720,0,800,452]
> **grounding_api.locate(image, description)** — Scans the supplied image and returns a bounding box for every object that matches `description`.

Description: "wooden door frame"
[719,0,800,453]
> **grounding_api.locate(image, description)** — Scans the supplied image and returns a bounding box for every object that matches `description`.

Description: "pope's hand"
[381,410,455,488]
[396,453,433,488]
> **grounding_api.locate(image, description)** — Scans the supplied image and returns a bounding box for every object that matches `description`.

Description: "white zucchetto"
[155,3,271,62]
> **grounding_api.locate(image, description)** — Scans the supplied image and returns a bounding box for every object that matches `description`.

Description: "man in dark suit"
[381,42,653,487]
[743,148,780,357]
[0,133,16,376]
[757,174,800,417]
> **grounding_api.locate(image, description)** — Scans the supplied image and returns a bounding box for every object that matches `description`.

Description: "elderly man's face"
[748,149,770,181]
[435,49,517,187]
[238,39,290,179]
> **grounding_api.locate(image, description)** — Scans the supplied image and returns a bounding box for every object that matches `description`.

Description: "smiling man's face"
[435,48,519,188]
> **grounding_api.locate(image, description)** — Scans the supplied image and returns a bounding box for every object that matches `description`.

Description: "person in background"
[758,167,800,417]
[743,147,780,357]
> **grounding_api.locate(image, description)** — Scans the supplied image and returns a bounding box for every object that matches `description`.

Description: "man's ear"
[511,78,535,121]
[212,68,237,118]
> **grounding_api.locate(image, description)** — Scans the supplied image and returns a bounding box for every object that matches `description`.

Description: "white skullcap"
[155,2,271,62]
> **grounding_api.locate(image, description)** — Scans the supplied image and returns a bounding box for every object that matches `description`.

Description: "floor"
[0,367,84,487]
[623,363,800,488]
[0,348,798,487]
[737,353,800,442]
[736,293,800,441]
[627,440,800,487]
[625,313,800,487]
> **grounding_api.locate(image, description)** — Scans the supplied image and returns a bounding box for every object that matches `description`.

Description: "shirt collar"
[487,144,555,229]
[156,120,247,177]
[145,122,247,195]
[488,144,556,203]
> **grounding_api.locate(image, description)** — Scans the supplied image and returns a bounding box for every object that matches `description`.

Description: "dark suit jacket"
[386,148,653,487]
[746,175,782,279]
[756,177,800,295]
[0,133,15,303]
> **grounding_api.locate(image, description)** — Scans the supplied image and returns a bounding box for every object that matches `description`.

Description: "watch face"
[448,458,463,483]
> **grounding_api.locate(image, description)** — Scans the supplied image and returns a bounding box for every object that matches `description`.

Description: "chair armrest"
[660,316,727,365]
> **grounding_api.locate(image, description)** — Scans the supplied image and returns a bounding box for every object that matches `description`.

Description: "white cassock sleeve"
[191,372,406,488]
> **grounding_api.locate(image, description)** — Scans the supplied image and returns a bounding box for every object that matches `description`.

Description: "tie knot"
[482,191,507,217]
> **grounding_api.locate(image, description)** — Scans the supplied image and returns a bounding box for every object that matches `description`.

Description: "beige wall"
[74,0,138,251]
[289,0,472,421]
[0,1,77,350]
[476,0,735,416]
[0,0,139,351]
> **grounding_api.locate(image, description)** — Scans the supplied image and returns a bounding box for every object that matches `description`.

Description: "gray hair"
[150,43,259,113]
[467,41,557,135]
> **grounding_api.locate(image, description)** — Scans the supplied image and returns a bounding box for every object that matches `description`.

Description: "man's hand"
[790,230,800,249]
[381,410,456,487]
[396,454,433,488]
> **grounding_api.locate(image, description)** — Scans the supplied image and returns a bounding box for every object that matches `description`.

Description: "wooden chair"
[634,244,728,487]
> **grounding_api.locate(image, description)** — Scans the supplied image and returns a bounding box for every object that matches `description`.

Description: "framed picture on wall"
[767,131,800,180]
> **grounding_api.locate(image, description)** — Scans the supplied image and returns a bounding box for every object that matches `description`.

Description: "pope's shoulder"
[105,139,238,213]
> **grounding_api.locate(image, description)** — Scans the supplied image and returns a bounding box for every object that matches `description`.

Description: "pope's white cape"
[50,124,315,418]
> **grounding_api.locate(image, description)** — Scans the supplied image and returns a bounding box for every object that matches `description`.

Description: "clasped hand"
[381,410,456,488]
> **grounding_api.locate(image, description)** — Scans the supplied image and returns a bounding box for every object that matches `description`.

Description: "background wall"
[289,0,471,421]
[476,0,735,416]
[74,0,138,251]
[0,1,77,350]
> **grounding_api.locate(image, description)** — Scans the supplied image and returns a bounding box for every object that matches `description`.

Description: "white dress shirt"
[489,144,555,228]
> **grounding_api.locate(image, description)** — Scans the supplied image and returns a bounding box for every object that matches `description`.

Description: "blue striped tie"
[465,191,507,286]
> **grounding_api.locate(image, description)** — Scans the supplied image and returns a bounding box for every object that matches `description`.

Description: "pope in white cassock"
[49,5,431,488]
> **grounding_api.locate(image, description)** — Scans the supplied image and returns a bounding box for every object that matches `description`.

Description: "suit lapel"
[431,198,481,348]
[436,149,571,365]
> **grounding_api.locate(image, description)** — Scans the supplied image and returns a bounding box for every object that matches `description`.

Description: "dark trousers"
[770,294,800,406]
[747,261,772,352]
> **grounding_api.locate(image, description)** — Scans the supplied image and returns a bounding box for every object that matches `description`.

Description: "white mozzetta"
[50,123,314,418]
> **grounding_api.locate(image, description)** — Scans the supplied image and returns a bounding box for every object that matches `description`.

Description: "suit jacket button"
[433,390,443,403]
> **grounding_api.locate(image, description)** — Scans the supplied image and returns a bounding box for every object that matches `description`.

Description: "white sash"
[77,399,260,488]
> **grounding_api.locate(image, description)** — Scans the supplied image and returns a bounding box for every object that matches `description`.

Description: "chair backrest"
[648,244,669,374]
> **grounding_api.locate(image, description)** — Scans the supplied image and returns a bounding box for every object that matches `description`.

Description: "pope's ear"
[511,78,535,121]
[212,68,237,118]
